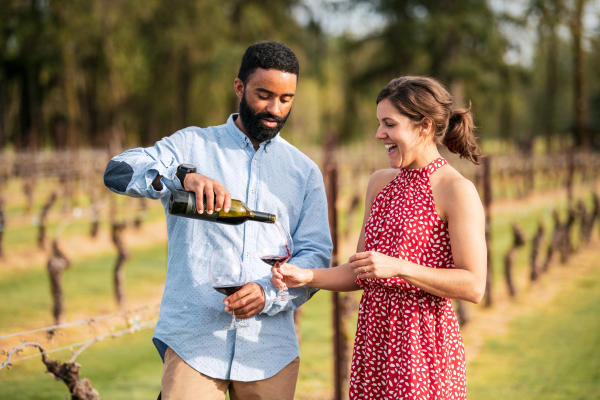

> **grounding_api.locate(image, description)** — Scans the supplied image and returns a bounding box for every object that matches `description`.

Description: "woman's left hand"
[349,251,403,279]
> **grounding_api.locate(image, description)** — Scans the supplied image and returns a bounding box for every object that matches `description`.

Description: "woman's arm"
[349,176,487,303]
[272,168,399,292]
[273,262,360,291]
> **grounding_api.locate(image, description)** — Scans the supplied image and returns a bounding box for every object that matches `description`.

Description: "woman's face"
[375,98,424,169]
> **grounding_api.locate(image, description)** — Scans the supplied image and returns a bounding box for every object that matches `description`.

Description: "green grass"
[1,178,599,398]
[467,262,600,400]
[2,200,165,253]
[0,242,167,332]
[0,329,163,400]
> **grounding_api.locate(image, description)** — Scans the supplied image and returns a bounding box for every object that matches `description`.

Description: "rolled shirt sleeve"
[103,132,186,199]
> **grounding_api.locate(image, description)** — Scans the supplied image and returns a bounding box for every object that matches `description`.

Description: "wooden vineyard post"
[560,208,576,263]
[482,157,493,307]
[543,210,562,272]
[592,193,600,236]
[0,197,4,259]
[566,148,575,207]
[577,199,592,244]
[111,222,129,308]
[503,223,524,297]
[47,240,71,325]
[38,192,57,249]
[530,222,545,282]
[324,135,350,400]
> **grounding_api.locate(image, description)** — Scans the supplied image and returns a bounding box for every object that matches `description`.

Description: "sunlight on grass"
[467,265,600,400]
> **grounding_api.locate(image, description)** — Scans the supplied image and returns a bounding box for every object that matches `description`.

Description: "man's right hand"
[182,173,232,214]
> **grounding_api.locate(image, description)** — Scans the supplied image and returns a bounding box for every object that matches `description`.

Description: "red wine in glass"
[213,285,243,296]
[260,255,290,267]
[261,221,295,301]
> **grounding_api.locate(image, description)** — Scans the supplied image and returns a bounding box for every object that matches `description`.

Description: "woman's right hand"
[270,263,313,289]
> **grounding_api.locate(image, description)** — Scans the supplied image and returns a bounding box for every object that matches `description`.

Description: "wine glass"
[260,222,295,302]
[209,247,248,329]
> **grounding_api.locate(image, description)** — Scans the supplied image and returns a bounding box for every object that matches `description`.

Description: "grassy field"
[467,251,600,400]
[1,176,599,398]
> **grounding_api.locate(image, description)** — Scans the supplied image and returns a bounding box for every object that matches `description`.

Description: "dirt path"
[461,236,600,362]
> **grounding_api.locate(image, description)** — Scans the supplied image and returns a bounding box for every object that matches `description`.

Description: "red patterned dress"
[349,158,467,400]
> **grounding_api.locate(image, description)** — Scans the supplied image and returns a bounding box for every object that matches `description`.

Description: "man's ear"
[234,78,245,100]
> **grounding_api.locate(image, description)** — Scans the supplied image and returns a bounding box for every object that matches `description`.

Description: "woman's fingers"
[349,251,374,263]
[270,266,286,290]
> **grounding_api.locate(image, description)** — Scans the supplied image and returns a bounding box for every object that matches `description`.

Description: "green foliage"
[1,1,599,149]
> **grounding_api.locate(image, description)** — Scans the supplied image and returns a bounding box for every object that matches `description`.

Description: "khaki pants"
[160,347,300,400]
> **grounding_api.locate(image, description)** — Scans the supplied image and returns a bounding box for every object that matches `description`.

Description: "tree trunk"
[571,0,588,147]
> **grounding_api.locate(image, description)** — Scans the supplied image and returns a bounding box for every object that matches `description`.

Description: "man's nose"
[266,99,282,116]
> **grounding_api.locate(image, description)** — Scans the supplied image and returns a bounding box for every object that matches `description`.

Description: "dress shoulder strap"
[425,157,448,176]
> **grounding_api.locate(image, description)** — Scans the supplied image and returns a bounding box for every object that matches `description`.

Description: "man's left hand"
[224,282,265,319]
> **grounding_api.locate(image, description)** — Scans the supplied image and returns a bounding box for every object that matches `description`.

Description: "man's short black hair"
[237,41,299,83]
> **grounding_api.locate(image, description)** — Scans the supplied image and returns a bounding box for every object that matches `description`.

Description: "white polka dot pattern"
[349,158,466,399]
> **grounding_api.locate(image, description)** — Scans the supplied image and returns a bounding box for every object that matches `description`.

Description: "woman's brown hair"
[376,76,481,164]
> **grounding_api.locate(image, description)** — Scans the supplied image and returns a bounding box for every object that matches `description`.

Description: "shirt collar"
[226,114,252,149]
[225,114,279,152]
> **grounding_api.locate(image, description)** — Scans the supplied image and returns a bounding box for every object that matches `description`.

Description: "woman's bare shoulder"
[367,169,399,195]
[434,165,481,215]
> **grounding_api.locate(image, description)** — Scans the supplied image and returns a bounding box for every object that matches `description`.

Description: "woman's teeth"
[385,144,397,152]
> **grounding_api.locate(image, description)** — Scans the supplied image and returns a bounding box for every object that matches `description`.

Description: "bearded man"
[104,41,332,400]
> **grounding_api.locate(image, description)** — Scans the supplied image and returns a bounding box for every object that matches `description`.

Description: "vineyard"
[0,147,599,399]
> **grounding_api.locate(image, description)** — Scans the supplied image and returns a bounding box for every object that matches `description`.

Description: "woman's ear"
[419,117,434,137]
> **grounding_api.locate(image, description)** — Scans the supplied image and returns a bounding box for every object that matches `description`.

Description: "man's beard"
[239,92,290,142]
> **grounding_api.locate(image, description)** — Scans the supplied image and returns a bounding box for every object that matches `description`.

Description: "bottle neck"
[251,210,276,223]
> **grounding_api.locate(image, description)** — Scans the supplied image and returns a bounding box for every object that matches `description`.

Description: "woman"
[272,76,487,399]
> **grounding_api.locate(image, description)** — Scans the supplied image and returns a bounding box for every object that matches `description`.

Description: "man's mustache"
[255,112,285,124]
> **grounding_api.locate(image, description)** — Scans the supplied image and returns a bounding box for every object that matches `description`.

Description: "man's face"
[234,68,297,143]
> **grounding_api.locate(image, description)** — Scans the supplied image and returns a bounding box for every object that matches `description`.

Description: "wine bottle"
[168,190,276,225]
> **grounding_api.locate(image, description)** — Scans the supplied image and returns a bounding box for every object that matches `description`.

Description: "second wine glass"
[209,246,248,329]
[260,222,295,302]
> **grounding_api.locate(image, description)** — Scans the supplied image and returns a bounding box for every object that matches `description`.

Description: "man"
[103,41,332,399]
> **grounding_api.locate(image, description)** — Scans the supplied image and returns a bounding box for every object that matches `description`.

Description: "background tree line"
[0,0,599,151]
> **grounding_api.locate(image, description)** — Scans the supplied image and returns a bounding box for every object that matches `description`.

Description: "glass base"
[274,290,296,302]
[228,314,248,330]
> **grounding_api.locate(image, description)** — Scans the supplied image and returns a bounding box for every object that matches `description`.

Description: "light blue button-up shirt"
[104,114,332,381]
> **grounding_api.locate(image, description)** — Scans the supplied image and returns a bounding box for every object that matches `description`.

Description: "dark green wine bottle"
[168,190,276,225]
